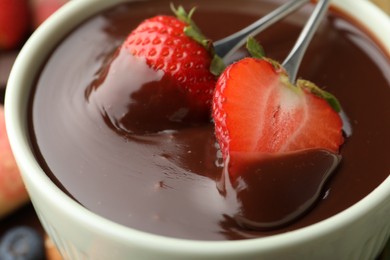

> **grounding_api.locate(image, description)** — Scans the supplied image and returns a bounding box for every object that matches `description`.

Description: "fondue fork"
[276,0,352,136]
[213,0,310,61]
[214,0,331,82]
[281,0,330,82]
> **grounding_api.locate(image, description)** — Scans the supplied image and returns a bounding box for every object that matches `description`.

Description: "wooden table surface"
[372,0,390,14]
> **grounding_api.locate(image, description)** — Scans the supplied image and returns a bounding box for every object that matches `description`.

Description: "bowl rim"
[5,0,390,254]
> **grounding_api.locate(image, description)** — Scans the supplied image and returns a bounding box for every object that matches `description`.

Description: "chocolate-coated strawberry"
[123,5,224,118]
[213,47,344,160]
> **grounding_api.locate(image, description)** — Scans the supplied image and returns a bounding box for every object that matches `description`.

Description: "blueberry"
[0,226,45,260]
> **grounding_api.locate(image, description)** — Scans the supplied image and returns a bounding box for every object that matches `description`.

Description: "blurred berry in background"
[0,0,69,51]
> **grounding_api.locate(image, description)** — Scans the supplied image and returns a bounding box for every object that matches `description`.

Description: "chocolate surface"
[29,0,390,240]
[222,150,341,231]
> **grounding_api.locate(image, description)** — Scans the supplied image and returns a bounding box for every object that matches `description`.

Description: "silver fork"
[278,0,351,136]
[281,0,330,82]
[213,0,310,62]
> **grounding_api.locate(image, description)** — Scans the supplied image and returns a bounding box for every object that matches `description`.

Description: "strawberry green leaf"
[297,79,342,112]
[171,4,207,48]
[171,4,225,75]
[170,4,193,24]
[246,36,265,59]
[184,26,210,49]
[171,4,198,27]
[210,55,226,76]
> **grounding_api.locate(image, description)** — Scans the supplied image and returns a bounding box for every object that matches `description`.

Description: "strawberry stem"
[170,4,208,49]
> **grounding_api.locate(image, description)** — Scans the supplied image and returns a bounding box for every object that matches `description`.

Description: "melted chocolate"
[220,150,341,230]
[86,48,209,135]
[28,0,390,240]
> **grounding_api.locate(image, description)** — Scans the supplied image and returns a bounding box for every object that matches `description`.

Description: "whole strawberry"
[213,39,344,164]
[122,5,224,120]
[0,0,30,50]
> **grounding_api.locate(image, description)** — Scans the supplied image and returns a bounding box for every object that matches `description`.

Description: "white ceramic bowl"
[5,0,390,259]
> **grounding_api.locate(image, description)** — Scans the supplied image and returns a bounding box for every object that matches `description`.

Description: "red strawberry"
[122,6,223,118]
[213,57,344,160]
[0,106,29,217]
[30,0,68,28]
[0,0,30,50]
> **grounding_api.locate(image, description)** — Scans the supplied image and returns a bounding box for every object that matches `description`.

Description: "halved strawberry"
[212,57,344,160]
[122,5,224,119]
[213,42,345,228]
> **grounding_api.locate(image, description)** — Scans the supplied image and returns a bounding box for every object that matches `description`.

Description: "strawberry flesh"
[213,57,344,160]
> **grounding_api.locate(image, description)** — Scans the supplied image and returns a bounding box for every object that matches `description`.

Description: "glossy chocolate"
[220,150,341,230]
[29,0,390,240]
